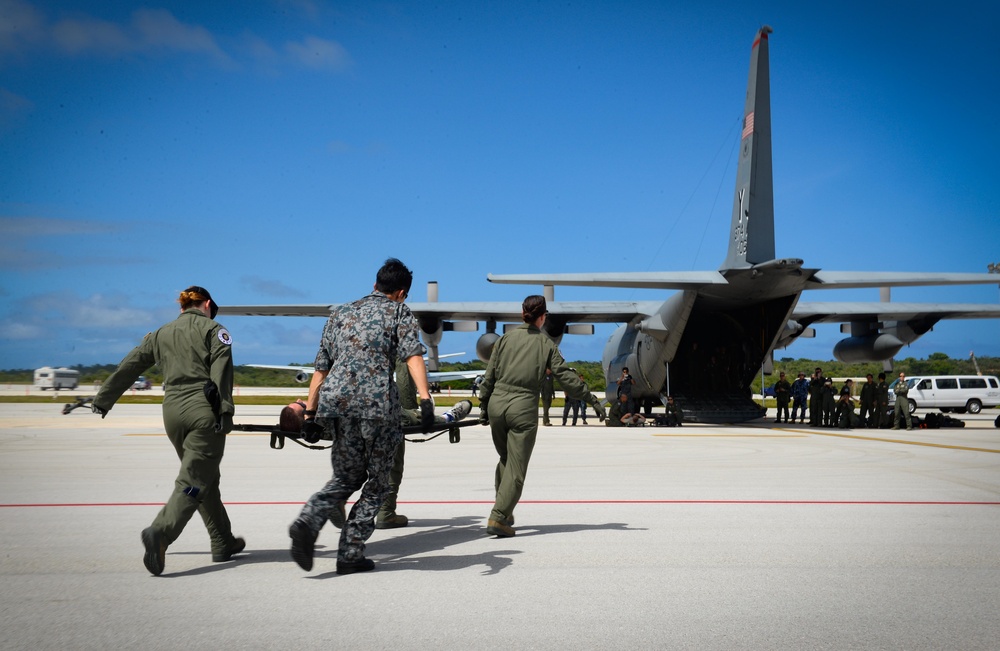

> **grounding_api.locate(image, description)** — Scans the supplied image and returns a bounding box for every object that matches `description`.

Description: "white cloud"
[0,0,45,54]
[285,35,351,71]
[51,15,131,55]
[240,275,308,298]
[132,8,230,63]
[0,216,121,237]
[24,292,159,330]
[1,3,352,74]
[0,86,32,127]
[0,319,44,340]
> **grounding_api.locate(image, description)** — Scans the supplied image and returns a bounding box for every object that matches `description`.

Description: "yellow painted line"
[652,434,806,438]
[123,432,266,437]
[778,427,1000,453]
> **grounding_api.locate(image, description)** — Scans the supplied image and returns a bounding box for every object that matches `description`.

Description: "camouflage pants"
[297,417,402,562]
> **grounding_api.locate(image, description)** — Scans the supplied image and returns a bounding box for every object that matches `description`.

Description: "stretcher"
[232,419,477,450]
[61,396,94,414]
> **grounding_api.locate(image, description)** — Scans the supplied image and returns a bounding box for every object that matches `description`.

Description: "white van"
[888,375,1000,415]
[34,367,80,391]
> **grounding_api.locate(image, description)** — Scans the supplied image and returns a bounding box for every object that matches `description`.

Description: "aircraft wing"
[792,302,1000,324]
[404,300,661,323]
[425,370,484,382]
[250,350,477,381]
[221,301,660,324]
[487,271,727,290]
[804,271,1000,290]
[249,364,313,372]
[248,364,483,383]
[219,305,334,317]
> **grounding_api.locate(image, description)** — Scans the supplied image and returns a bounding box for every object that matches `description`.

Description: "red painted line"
[2,499,998,508]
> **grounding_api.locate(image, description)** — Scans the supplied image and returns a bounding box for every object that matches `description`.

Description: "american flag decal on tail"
[741,111,754,140]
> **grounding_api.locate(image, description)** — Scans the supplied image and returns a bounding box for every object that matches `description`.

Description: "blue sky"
[1,0,998,371]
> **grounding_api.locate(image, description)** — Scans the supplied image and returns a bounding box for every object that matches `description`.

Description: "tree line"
[2,353,997,391]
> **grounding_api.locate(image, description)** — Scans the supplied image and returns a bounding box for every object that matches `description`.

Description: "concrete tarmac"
[2,402,999,650]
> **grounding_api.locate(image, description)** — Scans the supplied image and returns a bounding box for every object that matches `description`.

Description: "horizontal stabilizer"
[487,271,727,290]
[806,271,1000,290]
[793,302,1000,323]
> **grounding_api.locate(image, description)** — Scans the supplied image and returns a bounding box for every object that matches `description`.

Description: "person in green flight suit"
[374,359,473,529]
[91,286,243,576]
[892,372,914,430]
[477,295,607,537]
[773,371,791,423]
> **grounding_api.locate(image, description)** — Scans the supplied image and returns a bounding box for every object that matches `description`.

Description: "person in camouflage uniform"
[477,295,607,537]
[92,286,243,576]
[289,259,434,575]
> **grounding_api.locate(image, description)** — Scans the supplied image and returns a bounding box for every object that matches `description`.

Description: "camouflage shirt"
[313,291,424,421]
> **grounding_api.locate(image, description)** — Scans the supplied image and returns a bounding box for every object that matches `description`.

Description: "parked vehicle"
[34,367,80,391]
[888,375,1000,415]
[132,376,153,390]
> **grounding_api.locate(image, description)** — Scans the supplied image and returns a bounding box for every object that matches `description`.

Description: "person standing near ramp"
[477,295,606,537]
[91,286,243,576]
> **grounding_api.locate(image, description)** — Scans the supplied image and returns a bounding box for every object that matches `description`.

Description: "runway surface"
[2,402,999,650]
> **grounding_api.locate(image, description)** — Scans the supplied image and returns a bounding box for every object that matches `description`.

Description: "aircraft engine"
[294,371,310,383]
[833,333,904,363]
[476,332,501,362]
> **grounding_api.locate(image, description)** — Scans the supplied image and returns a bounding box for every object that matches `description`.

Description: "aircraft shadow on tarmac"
[161,516,643,578]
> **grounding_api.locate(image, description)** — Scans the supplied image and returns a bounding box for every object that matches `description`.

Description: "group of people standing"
[773,368,913,430]
[540,367,605,426]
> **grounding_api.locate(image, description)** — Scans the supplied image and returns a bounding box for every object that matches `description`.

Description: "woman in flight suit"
[477,295,606,537]
[92,286,243,575]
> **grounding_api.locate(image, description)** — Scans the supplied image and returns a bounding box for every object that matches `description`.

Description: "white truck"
[888,375,1000,415]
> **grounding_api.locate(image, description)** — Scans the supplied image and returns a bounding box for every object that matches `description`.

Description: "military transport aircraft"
[219,27,1000,423]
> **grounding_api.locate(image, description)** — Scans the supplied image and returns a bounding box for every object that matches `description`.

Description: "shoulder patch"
[217,328,233,346]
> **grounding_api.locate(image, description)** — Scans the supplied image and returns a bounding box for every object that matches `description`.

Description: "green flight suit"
[478,324,600,524]
[381,360,416,519]
[94,308,237,554]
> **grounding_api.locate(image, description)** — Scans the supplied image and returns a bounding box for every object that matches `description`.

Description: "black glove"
[92,404,108,419]
[302,418,324,443]
[419,399,435,433]
[478,397,489,425]
[589,395,607,421]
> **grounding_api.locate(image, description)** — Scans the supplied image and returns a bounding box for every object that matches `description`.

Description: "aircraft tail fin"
[722,25,775,271]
